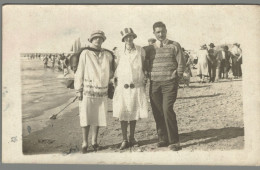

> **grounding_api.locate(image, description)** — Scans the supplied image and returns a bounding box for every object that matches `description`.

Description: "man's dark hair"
[153,21,167,31]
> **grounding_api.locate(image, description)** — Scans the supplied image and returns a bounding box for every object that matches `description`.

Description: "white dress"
[74,49,113,127]
[113,45,149,121]
[197,49,209,76]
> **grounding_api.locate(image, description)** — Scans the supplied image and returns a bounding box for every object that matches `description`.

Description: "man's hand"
[77,91,83,101]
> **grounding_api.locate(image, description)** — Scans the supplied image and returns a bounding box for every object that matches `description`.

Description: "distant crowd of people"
[25,53,72,76]
[194,43,242,83]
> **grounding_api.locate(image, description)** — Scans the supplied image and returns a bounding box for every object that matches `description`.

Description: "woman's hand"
[77,91,83,101]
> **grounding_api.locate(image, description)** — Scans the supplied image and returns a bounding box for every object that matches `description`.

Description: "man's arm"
[174,42,186,77]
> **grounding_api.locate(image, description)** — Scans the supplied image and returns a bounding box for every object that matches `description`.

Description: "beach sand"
[22,68,244,155]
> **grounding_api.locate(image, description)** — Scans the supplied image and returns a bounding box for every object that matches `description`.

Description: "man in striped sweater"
[145,21,186,151]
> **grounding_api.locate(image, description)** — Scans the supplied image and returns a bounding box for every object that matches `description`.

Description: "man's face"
[153,27,167,41]
[92,37,104,47]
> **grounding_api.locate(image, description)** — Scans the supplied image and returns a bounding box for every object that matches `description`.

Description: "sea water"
[21,57,75,121]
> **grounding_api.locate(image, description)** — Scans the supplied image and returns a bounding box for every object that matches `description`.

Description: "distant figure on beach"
[60,54,69,76]
[148,38,156,45]
[182,47,192,86]
[197,44,210,83]
[145,21,185,151]
[112,28,149,150]
[208,43,217,82]
[51,55,56,68]
[222,46,232,79]
[216,46,226,81]
[143,38,157,78]
[74,30,114,153]
[231,43,242,79]
[43,55,48,68]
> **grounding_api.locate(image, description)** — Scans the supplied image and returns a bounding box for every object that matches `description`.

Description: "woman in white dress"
[74,30,114,153]
[113,28,149,150]
[197,44,211,83]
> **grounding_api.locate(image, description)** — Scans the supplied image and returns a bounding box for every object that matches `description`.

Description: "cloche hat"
[88,30,106,43]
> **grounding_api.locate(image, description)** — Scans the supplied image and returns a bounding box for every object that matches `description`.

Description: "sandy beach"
[22,59,244,154]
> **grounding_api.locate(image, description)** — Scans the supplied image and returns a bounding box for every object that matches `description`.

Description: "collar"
[124,43,136,52]
[87,46,103,52]
[155,38,168,48]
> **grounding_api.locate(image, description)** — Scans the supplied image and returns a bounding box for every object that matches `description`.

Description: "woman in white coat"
[74,30,114,153]
[113,28,149,150]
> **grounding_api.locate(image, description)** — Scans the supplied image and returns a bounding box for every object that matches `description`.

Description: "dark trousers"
[208,62,216,82]
[219,60,225,78]
[238,63,242,77]
[223,65,230,79]
[232,59,239,77]
[149,78,179,144]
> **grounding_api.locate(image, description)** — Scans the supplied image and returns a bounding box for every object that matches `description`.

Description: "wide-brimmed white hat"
[120,28,137,42]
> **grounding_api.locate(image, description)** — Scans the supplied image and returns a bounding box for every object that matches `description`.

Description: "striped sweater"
[144,40,186,81]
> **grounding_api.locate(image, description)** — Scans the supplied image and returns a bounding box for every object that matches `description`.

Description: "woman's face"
[124,35,134,44]
[92,37,104,47]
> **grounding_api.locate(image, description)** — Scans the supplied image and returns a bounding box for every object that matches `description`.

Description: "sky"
[3,5,259,53]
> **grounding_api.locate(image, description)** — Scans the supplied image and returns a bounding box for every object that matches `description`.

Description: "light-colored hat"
[120,28,137,42]
[88,30,106,43]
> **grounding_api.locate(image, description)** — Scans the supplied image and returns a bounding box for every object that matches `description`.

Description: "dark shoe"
[91,144,100,152]
[168,144,182,151]
[129,138,139,147]
[157,141,168,147]
[82,144,88,154]
[119,140,129,150]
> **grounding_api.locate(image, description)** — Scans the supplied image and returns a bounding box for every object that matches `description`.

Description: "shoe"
[119,140,129,150]
[91,143,100,152]
[168,143,182,151]
[157,141,168,147]
[82,144,88,154]
[129,138,139,147]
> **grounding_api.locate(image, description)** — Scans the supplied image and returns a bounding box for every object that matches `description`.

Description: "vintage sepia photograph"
[2,5,260,165]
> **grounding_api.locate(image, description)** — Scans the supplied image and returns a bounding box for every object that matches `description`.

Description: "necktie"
[160,41,163,48]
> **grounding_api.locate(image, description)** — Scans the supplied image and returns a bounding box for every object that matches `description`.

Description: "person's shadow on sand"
[179,127,244,148]
[109,127,244,149]
[177,93,223,100]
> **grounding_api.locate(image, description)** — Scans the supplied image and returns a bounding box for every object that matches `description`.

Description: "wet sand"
[22,70,244,154]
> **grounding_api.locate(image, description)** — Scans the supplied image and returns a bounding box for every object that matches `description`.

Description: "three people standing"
[74,21,191,153]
